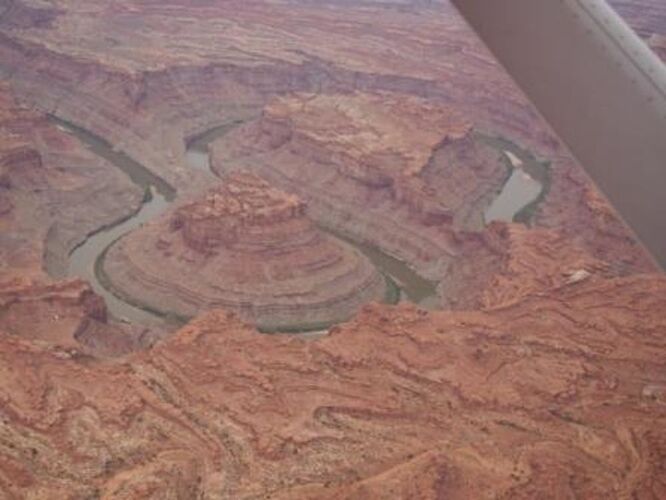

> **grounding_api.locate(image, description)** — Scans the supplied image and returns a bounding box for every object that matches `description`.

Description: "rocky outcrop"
[440,222,613,310]
[211,91,509,278]
[534,156,657,273]
[0,0,547,193]
[104,172,386,330]
[0,277,144,356]
[0,82,145,280]
[171,172,307,253]
[0,1,663,496]
[0,274,664,498]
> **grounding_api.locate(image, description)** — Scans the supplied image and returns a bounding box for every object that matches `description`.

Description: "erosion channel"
[60,117,547,331]
[60,117,439,331]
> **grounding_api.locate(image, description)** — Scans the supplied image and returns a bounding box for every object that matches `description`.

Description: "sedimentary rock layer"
[0,274,664,498]
[0,82,144,279]
[534,154,657,273]
[0,0,663,497]
[211,91,508,278]
[0,277,147,356]
[104,173,386,330]
[0,82,156,353]
[439,222,612,310]
[1,0,654,273]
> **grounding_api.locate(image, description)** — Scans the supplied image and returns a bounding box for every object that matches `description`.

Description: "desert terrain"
[0,0,664,497]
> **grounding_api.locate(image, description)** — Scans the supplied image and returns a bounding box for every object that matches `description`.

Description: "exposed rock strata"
[0,82,158,353]
[104,173,386,330]
[0,82,144,279]
[0,277,145,356]
[0,1,663,496]
[211,92,507,278]
[0,0,544,195]
[0,274,664,498]
[534,155,657,273]
[440,223,612,310]
[1,0,652,273]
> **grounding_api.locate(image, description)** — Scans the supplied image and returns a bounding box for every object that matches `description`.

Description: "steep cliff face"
[0,277,145,356]
[0,82,155,354]
[0,0,542,191]
[0,274,664,498]
[103,172,386,330]
[211,92,508,278]
[440,223,612,310]
[534,156,656,273]
[0,0,647,274]
[171,173,308,253]
[0,82,144,279]
[0,1,663,497]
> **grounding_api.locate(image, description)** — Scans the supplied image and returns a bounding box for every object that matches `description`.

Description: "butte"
[102,172,387,330]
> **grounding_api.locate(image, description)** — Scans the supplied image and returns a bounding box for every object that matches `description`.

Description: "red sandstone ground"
[0,0,664,498]
[0,274,665,498]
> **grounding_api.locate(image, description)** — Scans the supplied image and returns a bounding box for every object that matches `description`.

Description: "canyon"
[0,0,664,497]
[103,172,387,331]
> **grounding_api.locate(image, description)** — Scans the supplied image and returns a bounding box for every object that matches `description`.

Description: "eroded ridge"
[0,273,664,497]
[211,91,511,278]
[103,172,386,331]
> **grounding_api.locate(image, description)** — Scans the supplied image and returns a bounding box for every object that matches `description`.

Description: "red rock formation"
[0,81,161,353]
[0,82,146,278]
[0,277,144,356]
[171,172,307,252]
[440,222,612,310]
[104,172,386,330]
[0,0,652,278]
[534,156,657,273]
[211,92,507,278]
[0,1,663,496]
[0,274,664,497]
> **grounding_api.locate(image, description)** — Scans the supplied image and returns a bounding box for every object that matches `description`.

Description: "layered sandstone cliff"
[0,0,644,274]
[211,91,508,278]
[0,277,146,356]
[104,172,386,330]
[534,155,657,273]
[0,82,156,353]
[440,223,613,310]
[0,82,144,279]
[0,1,663,497]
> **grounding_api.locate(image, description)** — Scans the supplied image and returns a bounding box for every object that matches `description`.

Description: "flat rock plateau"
[0,0,664,498]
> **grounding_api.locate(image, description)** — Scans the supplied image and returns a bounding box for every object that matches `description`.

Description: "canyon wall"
[0,1,663,496]
[103,173,386,330]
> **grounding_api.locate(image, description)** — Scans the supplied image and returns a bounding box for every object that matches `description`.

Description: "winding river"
[59,117,439,328]
[58,118,547,329]
[477,133,549,224]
